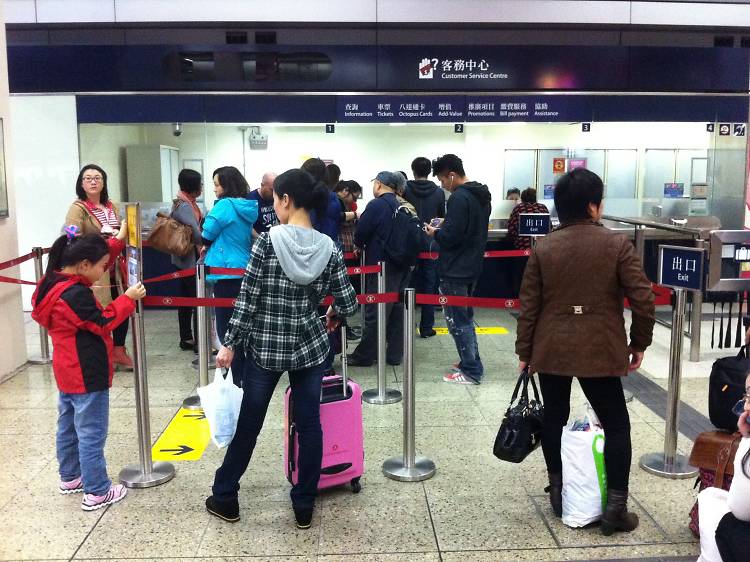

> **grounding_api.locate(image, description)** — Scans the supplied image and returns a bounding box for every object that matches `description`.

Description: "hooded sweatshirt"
[32,271,135,394]
[222,227,358,371]
[405,179,445,223]
[434,181,492,284]
[405,179,446,251]
[202,197,259,282]
[269,224,334,285]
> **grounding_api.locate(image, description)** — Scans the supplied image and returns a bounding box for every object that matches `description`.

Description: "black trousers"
[538,373,632,491]
[350,263,410,364]
[177,275,198,343]
[111,284,128,346]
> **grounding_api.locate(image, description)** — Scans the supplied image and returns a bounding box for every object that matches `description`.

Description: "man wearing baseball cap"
[347,171,412,367]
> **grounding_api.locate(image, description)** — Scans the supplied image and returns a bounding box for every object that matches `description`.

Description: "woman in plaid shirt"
[206,169,358,530]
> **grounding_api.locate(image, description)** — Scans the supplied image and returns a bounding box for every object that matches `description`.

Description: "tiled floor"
[2,308,705,561]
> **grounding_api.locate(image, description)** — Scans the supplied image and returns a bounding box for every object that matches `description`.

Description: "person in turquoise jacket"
[202,166,258,385]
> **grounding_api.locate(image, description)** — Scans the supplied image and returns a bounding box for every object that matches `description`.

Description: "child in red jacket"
[32,225,146,511]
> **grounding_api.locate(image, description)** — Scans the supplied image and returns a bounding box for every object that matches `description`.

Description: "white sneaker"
[442,371,479,385]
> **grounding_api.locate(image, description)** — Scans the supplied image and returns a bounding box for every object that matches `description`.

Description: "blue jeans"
[440,281,484,382]
[213,278,246,387]
[212,357,324,510]
[412,259,439,331]
[57,390,111,495]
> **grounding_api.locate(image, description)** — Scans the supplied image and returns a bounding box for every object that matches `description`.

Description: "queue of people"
[40,155,749,550]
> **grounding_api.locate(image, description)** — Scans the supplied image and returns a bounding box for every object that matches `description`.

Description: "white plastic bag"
[197,368,244,448]
[561,407,608,527]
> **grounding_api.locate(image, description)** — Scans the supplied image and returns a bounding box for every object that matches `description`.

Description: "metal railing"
[603,214,707,363]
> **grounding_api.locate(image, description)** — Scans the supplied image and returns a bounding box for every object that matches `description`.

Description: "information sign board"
[658,245,705,291]
[518,213,551,237]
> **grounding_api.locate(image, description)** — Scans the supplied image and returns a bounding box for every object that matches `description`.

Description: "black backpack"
[382,199,423,268]
[709,346,749,432]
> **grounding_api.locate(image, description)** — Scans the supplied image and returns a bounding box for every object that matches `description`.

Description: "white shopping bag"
[197,368,244,448]
[561,407,608,527]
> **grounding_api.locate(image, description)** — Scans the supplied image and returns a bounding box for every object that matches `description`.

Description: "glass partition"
[77,119,745,229]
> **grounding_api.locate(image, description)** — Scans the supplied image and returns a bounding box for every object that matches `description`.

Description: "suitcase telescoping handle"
[340,323,348,396]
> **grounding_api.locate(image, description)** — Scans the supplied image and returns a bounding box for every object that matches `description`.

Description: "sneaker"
[59,476,84,495]
[205,495,240,523]
[293,506,313,529]
[81,483,127,511]
[442,371,479,385]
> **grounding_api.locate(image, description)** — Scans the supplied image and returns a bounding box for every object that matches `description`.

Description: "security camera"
[173,123,182,137]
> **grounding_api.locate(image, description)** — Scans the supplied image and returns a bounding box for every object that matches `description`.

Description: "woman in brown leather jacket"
[515,168,655,536]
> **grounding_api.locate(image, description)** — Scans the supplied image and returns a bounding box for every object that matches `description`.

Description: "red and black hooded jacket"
[31,240,135,394]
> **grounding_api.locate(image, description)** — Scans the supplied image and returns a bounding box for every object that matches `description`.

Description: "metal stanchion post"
[183,262,208,409]
[362,261,401,405]
[192,269,216,371]
[28,247,52,365]
[383,288,436,481]
[120,202,175,488]
[639,287,697,479]
[689,238,705,363]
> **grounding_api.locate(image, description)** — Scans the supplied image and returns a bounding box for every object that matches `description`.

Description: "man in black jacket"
[425,154,491,385]
[404,157,445,338]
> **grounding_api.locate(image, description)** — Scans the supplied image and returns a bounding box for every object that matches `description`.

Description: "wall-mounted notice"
[568,158,587,170]
[664,183,685,198]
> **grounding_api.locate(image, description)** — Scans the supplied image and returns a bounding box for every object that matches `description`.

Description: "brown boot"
[112,346,134,372]
[601,488,639,536]
[544,472,563,518]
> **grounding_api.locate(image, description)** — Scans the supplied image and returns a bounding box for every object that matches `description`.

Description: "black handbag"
[709,346,749,432]
[493,368,544,463]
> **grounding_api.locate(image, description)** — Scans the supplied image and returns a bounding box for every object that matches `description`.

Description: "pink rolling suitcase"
[284,327,364,493]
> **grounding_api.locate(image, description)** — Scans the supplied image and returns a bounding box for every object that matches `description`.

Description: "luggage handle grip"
[320,462,353,475]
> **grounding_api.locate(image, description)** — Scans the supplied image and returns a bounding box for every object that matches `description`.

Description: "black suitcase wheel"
[351,477,361,493]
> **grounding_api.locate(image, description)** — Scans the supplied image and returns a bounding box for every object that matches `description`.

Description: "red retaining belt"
[0,251,35,271]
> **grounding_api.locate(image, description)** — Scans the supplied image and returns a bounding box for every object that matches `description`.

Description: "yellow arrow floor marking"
[151,407,210,462]
[423,327,509,336]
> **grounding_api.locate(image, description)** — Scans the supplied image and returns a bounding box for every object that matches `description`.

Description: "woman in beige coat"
[515,168,655,536]
[64,164,133,371]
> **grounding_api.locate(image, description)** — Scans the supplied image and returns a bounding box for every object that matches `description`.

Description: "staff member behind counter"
[515,168,655,536]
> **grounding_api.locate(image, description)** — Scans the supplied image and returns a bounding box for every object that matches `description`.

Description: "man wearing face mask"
[424,154,492,385]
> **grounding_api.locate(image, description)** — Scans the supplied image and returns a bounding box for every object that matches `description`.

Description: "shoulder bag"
[147,200,194,257]
[493,368,544,463]
[687,430,742,537]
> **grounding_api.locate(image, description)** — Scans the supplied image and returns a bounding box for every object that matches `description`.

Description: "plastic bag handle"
[215,367,231,385]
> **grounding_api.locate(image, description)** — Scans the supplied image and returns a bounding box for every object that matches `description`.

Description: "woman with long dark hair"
[64,164,133,371]
[206,169,357,529]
